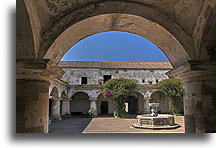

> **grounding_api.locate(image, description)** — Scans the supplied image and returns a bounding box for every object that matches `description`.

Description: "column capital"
[89,98,98,101]
[65,98,72,101]
[49,96,61,100]
[16,59,64,81]
[143,98,150,101]
[61,98,72,101]
[167,60,216,79]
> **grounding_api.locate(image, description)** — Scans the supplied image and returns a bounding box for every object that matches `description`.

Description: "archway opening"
[61,31,170,63]
[101,101,108,115]
[60,91,67,116]
[150,91,169,114]
[49,87,59,118]
[44,13,191,67]
[125,96,138,115]
[50,87,58,98]
[46,14,188,132]
[70,92,90,116]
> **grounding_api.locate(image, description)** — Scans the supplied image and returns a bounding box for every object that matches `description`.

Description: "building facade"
[49,61,173,120]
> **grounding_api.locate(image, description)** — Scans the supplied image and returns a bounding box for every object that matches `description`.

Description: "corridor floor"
[49,116,185,133]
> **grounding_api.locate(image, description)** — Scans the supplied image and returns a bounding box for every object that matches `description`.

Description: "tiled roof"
[58,61,173,69]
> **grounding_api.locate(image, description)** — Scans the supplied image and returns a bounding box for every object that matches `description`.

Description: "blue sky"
[61,31,169,62]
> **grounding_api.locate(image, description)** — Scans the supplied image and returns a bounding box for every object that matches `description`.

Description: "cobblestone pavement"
[49,116,185,133]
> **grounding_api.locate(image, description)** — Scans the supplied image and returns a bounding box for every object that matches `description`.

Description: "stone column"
[60,98,66,116]
[65,98,72,117]
[89,98,98,116]
[50,97,62,120]
[167,60,216,133]
[60,98,72,117]
[16,80,50,133]
[143,98,151,114]
[16,60,64,133]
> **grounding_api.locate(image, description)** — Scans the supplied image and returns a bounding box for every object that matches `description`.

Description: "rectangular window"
[81,77,87,84]
[103,75,112,83]
[142,79,145,83]
[156,79,159,83]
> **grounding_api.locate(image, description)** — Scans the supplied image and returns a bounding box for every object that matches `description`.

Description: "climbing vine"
[156,78,183,115]
[101,78,138,118]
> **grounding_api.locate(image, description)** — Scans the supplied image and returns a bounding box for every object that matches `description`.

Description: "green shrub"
[156,78,183,114]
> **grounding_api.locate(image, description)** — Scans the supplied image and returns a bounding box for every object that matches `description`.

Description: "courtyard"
[16,0,216,134]
[49,116,185,134]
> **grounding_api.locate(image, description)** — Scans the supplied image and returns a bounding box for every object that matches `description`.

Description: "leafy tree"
[101,78,138,118]
[156,78,183,115]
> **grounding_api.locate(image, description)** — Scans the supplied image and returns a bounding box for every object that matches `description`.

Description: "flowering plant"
[98,78,103,85]
[101,77,138,117]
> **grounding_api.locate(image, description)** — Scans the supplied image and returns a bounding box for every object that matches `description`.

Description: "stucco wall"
[62,68,170,85]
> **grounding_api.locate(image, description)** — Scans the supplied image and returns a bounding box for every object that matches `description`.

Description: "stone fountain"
[133,102,180,130]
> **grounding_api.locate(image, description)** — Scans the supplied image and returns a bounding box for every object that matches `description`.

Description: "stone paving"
[49,116,185,134]
[49,118,92,134]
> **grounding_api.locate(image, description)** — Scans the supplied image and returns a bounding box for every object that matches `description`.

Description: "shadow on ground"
[49,118,92,134]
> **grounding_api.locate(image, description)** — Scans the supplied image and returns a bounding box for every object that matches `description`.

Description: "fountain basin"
[133,114,180,130]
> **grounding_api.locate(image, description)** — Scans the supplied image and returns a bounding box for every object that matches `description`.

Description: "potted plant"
[147,80,153,84]
[88,109,94,117]
[63,80,71,84]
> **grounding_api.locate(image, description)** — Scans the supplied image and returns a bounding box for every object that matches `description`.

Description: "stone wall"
[62,68,169,85]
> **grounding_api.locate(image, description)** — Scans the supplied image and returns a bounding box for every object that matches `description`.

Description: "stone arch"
[131,91,144,98]
[143,89,158,98]
[44,13,191,68]
[126,91,144,114]
[61,90,67,99]
[150,91,169,114]
[96,93,114,115]
[41,1,194,67]
[17,0,36,60]
[50,87,59,98]
[70,92,90,115]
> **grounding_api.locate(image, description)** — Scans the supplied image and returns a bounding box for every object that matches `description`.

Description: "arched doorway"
[49,87,59,117]
[150,91,169,114]
[101,101,108,114]
[60,91,67,116]
[125,96,138,114]
[50,87,58,98]
[96,93,115,115]
[70,92,90,116]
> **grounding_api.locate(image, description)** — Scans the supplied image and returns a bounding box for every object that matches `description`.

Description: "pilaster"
[167,60,216,133]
